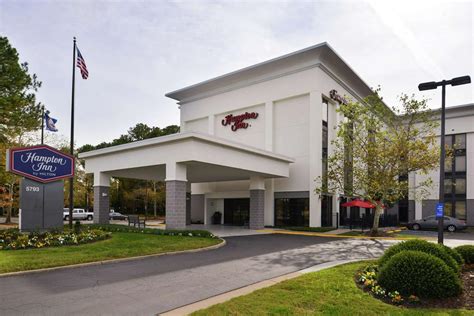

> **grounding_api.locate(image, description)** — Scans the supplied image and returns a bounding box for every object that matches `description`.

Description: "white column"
[309,91,323,227]
[264,179,274,226]
[265,101,273,151]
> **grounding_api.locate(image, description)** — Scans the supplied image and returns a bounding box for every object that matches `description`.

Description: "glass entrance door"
[224,198,250,226]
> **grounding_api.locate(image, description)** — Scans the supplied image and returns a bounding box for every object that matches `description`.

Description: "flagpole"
[69,37,77,229]
[40,105,44,145]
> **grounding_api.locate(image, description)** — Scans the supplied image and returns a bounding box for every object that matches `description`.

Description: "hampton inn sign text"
[221,112,259,132]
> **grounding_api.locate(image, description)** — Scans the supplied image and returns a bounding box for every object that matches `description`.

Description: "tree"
[0,36,42,143]
[77,123,179,215]
[316,92,439,235]
[0,36,43,223]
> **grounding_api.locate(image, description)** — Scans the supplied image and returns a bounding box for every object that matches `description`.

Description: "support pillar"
[165,162,187,230]
[186,182,191,225]
[93,172,110,224]
[249,176,265,230]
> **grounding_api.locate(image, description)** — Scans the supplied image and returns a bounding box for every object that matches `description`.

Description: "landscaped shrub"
[91,224,217,238]
[378,239,459,273]
[0,228,111,250]
[378,250,462,298]
[441,244,464,267]
[454,245,474,264]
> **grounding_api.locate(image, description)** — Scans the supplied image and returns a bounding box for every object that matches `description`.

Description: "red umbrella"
[340,199,376,208]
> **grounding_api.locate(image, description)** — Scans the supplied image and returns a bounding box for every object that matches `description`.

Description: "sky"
[1,0,473,147]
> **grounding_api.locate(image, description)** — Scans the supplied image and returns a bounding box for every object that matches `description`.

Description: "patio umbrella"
[340,199,376,208]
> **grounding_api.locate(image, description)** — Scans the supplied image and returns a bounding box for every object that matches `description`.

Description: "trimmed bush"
[378,250,462,298]
[454,245,474,264]
[378,239,459,273]
[441,244,464,267]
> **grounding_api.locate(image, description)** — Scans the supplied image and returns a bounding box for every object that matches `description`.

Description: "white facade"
[166,43,373,227]
[80,42,473,228]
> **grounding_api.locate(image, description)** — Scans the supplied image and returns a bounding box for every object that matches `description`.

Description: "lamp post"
[418,75,471,244]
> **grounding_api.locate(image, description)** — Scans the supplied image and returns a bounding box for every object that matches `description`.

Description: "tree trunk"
[5,185,13,224]
[371,204,383,236]
[5,205,12,224]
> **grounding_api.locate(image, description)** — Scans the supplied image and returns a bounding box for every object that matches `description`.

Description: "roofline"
[165,42,374,103]
[166,43,327,100]
[429,103,474,112]
[78,132,295,163]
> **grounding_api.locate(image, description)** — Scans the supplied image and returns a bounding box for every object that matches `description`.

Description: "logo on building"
[221,112,259,132]
[329,89,348,105]
[7,145,75,183]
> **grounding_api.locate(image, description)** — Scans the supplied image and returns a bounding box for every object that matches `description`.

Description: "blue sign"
[436,202,444,219]
[8,145,74,183]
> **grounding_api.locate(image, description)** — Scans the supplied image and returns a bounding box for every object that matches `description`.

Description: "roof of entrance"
[78,132,294,182]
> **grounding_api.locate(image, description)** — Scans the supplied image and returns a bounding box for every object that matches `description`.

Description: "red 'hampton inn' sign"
[221,112,259,132]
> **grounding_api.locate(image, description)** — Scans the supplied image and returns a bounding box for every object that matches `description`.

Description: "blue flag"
[44,111,58,132]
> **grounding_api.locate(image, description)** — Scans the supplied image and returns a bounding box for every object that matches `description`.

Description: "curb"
[257,229,419,240]
[160,259,362,316]
[0,238,226,278]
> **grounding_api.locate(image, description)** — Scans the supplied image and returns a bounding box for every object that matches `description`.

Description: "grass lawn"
[192,262,471,316]
[0,232,221,274]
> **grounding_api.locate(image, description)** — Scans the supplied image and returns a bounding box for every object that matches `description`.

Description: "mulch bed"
[357,265,474,310]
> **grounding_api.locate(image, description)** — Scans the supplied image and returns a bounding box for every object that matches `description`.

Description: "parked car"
[63,208,94,221]
[109,210,127,220]
[408,215,467,232]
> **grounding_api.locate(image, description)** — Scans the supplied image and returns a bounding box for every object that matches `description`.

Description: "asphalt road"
[0,234,393,315]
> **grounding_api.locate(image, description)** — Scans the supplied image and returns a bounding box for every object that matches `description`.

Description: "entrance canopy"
[78,132,294,229]
[79,132,294,183]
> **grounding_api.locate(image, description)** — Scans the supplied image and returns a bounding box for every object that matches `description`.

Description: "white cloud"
[0,0,472,146]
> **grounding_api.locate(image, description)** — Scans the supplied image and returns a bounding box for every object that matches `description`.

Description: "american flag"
[76,47,89,79]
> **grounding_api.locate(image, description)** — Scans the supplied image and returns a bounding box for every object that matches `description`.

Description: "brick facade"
[166,180,187,229]
[249,189,265,229]
[94,186,110,224]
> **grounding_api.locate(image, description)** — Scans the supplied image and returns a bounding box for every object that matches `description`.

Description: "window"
[455,134,466,150]
[456,201,466,220]
[275,198,309,227]
[322,99,329,191]
[444,133,467,220]
[444,179,452,194]
[455,179,466,195]
[455,156,466,172]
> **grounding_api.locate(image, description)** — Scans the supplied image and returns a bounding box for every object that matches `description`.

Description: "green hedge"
[441,244,464,266]
[89,224,217,238]
[378,239,460,273]
[378,250,462,298]
[454,245,474,264]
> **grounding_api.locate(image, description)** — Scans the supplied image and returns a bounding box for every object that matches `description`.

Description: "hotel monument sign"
[221,111,259,132]
[8,145,74,183]
[6,145,74,231]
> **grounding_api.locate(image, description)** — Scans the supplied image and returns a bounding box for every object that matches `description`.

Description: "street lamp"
[418,75,471,244]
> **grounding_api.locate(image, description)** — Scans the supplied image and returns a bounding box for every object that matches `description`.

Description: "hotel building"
[79,43,473,229]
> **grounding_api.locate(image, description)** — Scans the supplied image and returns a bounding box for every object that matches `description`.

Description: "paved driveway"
[0,234,394,315]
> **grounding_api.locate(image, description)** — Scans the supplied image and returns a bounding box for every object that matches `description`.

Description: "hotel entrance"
[224,198,250,226]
